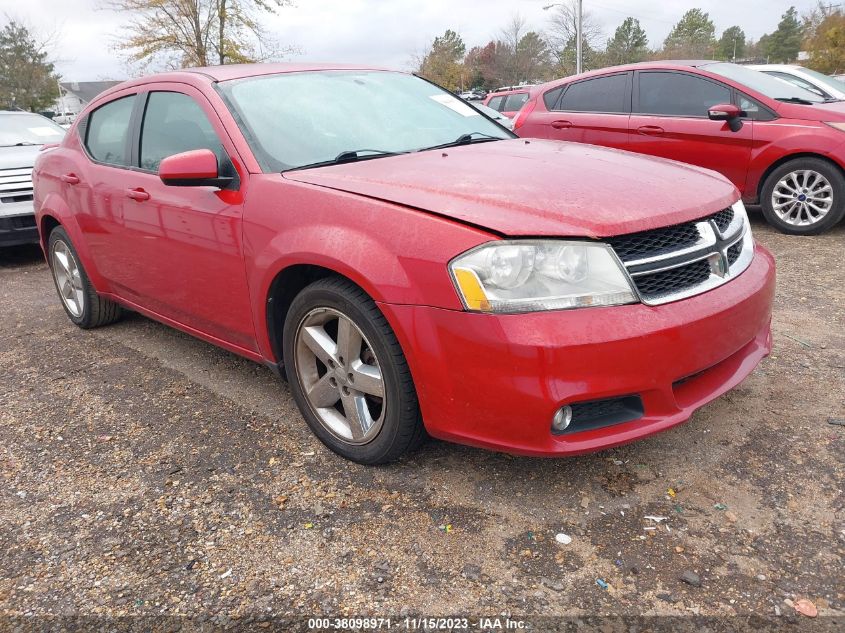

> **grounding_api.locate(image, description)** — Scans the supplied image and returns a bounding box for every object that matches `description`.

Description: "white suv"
[0,112,66,247]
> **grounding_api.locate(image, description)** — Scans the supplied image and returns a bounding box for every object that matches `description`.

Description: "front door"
[108,87,256,351]
[628,70,753,192]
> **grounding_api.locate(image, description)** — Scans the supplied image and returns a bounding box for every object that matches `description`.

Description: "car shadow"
[0,244,44,268]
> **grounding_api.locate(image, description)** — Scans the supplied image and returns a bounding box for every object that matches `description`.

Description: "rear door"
[528,73,631,150]
[629,70,753,190]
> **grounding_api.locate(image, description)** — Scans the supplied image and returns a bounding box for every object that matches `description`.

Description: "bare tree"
[546,0,603,57]
[104,0,296,70]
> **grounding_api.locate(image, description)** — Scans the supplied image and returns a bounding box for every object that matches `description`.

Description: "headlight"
[825,122,845,132]
[450,240,637,313]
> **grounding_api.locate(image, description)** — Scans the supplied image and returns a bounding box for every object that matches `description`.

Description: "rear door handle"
[551,120,572,129]
[126,188,150,202]
[60,173,80,185]
[637,125,665,136]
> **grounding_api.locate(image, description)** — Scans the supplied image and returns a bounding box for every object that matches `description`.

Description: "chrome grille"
[0,167,34,204]
[610,204,754,305]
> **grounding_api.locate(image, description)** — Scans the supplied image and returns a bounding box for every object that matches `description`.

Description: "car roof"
[93,63,398,103]
[746,64,801,71]
[529,60,731,96]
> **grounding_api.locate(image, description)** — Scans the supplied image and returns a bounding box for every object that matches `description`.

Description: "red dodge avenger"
[33,64,775,464]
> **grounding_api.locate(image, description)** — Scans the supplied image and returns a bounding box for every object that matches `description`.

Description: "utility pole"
[576,0,583,74]
[732,35,737,62]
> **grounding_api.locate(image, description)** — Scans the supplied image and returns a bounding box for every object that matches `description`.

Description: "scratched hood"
[282,139,738,237]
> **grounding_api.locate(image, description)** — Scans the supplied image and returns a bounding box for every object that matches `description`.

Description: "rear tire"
[48,226,122,329]
[282,276,425,464]
[761,157,845,235]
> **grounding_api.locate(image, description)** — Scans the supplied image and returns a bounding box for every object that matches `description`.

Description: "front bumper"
[0,213,39,247]
[380,244,775,456]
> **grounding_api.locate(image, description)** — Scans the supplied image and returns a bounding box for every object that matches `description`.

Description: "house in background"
[53,81,123,122]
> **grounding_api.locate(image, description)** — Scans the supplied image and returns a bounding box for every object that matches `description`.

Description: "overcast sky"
[7,0,821,80]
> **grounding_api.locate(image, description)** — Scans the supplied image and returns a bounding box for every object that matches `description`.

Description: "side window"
[543,87,564,110]
[139,91,225,172]
[557,74,629,113]
[487,96,505,112]
[504,93,529,112]
[738,94,776,121]
[637,72,731,117]
[85,95,136,166]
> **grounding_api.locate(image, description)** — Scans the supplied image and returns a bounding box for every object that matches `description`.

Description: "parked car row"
[0,111,66,247]
[513,60,845,234]
[32,64,774,464]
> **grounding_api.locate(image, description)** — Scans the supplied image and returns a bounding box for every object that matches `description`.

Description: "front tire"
[761,158,845,235]
[282,277,425,464]
[48,226,122,329]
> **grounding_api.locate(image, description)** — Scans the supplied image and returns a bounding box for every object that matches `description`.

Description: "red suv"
[33,64,774,464]
[515,61,845,234]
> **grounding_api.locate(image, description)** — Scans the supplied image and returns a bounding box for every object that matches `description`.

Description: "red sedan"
[32,64,774,464]
[515,60,845,234]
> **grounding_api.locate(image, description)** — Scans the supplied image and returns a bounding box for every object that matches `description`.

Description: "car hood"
[283,139,738,237]
[0,145,41,170]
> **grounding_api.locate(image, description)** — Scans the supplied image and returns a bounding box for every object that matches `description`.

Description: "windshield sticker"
[429,94,479,117]
[28,126,63,137]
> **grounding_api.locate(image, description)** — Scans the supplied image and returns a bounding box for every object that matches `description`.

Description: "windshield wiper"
[284,149,406,172]
[0,141,40,147]
[775,97,817,105]
[420,132,506,151]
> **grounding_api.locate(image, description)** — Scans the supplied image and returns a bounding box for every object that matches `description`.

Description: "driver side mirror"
[708,103,743,132]
[159,149,233,188]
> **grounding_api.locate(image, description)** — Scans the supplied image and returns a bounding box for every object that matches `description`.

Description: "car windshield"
[0,113,66,147]
[703,62,826,103]
[793,66,845,95]
[218,70,514,172]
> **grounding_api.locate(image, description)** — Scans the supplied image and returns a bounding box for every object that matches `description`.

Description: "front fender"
[244,176,494,361]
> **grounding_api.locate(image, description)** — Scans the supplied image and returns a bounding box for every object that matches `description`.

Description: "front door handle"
[60,173,80,185]
[637,125,665,136]
[551,120,572,129]
[126,188,150,202]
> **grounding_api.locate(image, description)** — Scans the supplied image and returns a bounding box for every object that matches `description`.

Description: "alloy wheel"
[294,307,386,445]
[771,169,833,227]
[51,239,85,318]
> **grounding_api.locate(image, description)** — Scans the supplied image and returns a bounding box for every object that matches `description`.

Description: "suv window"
[85,95,136,166]
[504,93,529,111]
[543,87,564,110]
[487,96,505,111]
[557,74,628,113]
[638,72,731,117]
[139,91,225,171]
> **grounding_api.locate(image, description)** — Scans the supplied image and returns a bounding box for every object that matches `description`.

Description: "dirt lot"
[1,214,843,629]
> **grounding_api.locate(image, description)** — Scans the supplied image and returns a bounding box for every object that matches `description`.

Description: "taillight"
[513,99,536,132]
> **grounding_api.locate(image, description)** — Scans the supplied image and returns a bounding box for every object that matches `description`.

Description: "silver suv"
[1,112,66,247]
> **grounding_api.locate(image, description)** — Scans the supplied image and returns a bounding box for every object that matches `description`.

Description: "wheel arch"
[756,152,845,201]
[264,263,377,366]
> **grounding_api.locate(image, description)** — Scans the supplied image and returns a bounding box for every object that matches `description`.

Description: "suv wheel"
[48,226,122,328]
[282,277,425,464]
[761,158,845,234]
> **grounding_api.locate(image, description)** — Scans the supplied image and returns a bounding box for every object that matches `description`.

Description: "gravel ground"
[0,214,843,630]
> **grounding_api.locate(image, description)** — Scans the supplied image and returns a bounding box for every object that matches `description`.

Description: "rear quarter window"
[543,87,564,110]
[487,95,505,111]
[504,93,529,111]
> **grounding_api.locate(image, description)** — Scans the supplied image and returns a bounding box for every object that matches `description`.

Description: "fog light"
[552,405,573,432]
